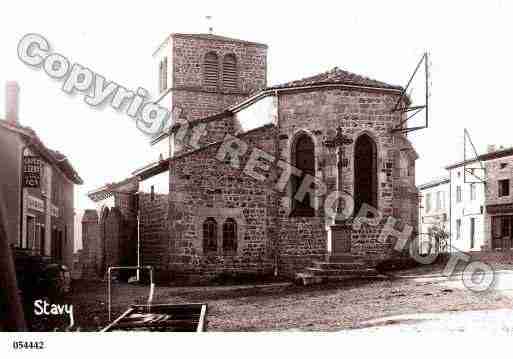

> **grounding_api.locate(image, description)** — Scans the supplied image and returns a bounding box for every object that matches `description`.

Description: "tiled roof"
[266,67,403,91]
[445,146,513,170]
[417,176,450,190]
[87,176,139,202]
[0,120,83,184]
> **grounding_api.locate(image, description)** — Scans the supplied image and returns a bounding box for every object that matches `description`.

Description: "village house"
[83,32,419,283]
[418,158,486,254]
[481,147,513,251]
[417,176,450,253]
[0,82,83,268]
[445,159,486,252]
[418,144,513,257]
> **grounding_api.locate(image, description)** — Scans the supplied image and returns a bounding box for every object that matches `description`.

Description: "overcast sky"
[1,0,511,210]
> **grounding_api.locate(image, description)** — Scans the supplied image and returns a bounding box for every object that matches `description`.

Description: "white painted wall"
[234,95,277,133]
[448,165,485,252]
[140,170,169,194]
[152,36,173,97]
[151,137,170,160]
[418,180,450,253]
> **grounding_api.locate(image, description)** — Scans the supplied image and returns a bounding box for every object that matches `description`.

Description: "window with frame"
[456,219,461,240]
[203,217,217,253]
[470,183,476,201]
[456,185,462,203]
[204,52,219,88]
[501,216,511,238]
[436,191,442,210]
[470,217,475,248]
[158,58,167,93]
[425,193,432,213]
[222,218,237,253]
[159,57,168,93]
[492,216,501,239]
[222,54,237,91]
[22,216,35,249]
[38,223,46,256]
[499,179,510,197]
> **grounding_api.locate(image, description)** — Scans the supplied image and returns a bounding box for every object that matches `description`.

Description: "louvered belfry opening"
[223,54,237,91]
[204,52,219,89]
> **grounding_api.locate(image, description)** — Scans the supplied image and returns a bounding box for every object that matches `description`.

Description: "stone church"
[82,32,418,283]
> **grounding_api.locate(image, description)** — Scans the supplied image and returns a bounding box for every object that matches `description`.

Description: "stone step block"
[305,267,378,277]
[311,261,367,270]
[325,253,364,262]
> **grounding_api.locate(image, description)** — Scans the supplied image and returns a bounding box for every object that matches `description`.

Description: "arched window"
[291,133,315,217]
[223,54,237,91]
[354,134,378,216]
[222,218,237,253]
[204,52,219,88]
[203,217,217,253]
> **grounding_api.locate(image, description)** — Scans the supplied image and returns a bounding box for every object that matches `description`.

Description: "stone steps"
[325,253,364,262]
[311,261,366,270]
[295,253,379,285]
[305,267,377,276]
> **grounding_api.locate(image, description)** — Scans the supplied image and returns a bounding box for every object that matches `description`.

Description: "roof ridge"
[267,66,402,91]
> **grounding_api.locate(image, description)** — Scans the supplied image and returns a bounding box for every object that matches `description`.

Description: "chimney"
[5,81,19,124]
[487,144,497,153]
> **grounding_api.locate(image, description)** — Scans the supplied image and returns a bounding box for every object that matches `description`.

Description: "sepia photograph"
[1,1,513,357]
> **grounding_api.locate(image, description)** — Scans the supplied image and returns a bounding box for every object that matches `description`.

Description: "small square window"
[501,163,508,169]
[499,179,510,197]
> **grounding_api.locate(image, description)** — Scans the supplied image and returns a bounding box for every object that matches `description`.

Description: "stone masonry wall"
[79,194,138,279]
[172,90,244,123]
[80,210,99,279]
[172,35,267,95]
[165,86,419,281]
[484,156,513,249]
[170,35,267,126]
[277,88,417,261]
[174,115,236,156]
[168,125,277,282]
[139,193,169,273]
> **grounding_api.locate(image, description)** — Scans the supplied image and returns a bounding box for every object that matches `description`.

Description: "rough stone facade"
[484,154,513,250]
[80,190,138,279]
[83,33,419,283]
[163,88,418,280]
[157,34,268,125]
[172,34,267,95]
[168,126,277,281]
[79,210,99,279]
[139,193,169,274]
